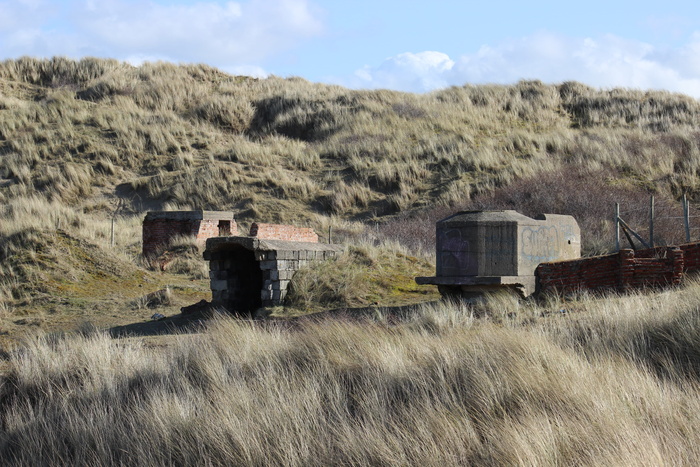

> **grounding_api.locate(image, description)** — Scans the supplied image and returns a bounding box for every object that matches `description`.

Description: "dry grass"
[285,240,438,312]
[2,283,700,464]
[3,58,700,231]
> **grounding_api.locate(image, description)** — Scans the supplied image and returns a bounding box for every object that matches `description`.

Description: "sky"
[2,0,700,96]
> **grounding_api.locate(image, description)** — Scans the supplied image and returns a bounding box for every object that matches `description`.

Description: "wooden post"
[111,217,115,247]
[684,194,691,242]
[649,195,655,247]
[615,203,620,251]
[328,225,332,244]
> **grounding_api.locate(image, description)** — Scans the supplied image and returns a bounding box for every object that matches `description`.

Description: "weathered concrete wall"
[536,247,684,295]
[142,211,236,257]
[419,210,580,296]
[249,223,319,243]
[205,237,342,311]
[434,211,580,278]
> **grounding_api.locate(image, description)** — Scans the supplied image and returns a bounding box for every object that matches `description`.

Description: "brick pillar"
[618,249,635,291]
[669,247,684,285]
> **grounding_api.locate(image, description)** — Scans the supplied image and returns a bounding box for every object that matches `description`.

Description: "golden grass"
[3,57,700,230]
[2,284,700,464]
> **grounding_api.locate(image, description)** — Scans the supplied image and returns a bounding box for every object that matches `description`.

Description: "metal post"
[328,225,332,244]
[649,195,655,247]
[684,194,691,242]
[615,202,620,251]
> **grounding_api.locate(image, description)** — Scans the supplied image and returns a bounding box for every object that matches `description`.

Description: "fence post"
[684,194,691,242]
[615,202,620,251]
[111,217,115,247]
[649,195,655,247]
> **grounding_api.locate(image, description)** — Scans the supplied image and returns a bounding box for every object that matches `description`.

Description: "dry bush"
[376,165,690,257]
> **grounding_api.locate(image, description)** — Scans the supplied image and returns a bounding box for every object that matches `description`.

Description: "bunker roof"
[144,210,234,221]
[204,236,343,259]
[438,210,569,225]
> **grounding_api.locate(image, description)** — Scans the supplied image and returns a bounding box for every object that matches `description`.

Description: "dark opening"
[218,220,232,236]
[221,245,263,313]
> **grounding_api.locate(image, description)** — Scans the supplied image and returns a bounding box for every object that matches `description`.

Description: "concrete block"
[259,260,277,270]
[276,250,295,260]
[272,290,281,301]
[279,270,295,280]
[263,280,273,291]
[270,270,280,281]
[261,290,272,300]
[210,279,228,291]
[279,280,290,290]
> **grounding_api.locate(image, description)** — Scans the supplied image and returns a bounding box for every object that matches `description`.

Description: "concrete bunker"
[204,236,343,312]
[416,210,581,298]
[142,210,237,257]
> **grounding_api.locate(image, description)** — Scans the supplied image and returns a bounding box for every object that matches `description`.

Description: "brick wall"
[536,246,685,296]
[679,243,700,272]
[249,223,319,243]
[142,219,200,257]
[143,217,237,257]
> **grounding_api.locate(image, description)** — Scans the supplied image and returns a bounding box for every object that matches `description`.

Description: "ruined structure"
[416,210,581,297]
[536,243,700,296]
[204,224,343,312]
[142,210,236,257]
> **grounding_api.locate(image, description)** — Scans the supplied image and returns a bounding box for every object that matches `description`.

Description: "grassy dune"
[3,57,700,464]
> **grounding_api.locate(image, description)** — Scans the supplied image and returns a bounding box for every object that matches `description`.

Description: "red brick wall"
[679,243,700,272]
[143,219,199,257]
[536,247,684,296]
[197,219,237,241]
[249,223,318,243]
[143,218,237,257]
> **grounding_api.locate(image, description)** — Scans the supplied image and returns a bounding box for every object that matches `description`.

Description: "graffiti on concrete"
[439,228,478,276]
[521,226,559,263]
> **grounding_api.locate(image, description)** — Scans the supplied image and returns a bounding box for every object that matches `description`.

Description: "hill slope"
[2,57,700,226]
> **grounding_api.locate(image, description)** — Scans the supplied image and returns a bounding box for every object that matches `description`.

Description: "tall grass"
[3,284,700,464]
[3,58,700,226]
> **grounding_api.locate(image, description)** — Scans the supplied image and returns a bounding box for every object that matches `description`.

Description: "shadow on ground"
[108,300,443,339]
[108,308,215,338]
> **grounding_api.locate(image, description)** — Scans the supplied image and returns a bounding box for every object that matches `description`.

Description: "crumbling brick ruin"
[142,211,236,257]
[249,223,319,242]
[142,211,342,312]
[536,243,700,296]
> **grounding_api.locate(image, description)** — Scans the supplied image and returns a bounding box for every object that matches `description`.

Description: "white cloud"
[221,64,268,78]
[0,0,323,70]
[346,31,700,98]
[354,51,455,92]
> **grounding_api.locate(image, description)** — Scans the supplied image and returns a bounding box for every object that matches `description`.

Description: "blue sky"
[2,0,700,96]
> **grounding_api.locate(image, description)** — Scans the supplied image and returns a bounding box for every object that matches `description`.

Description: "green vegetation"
[3,57,700,464]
